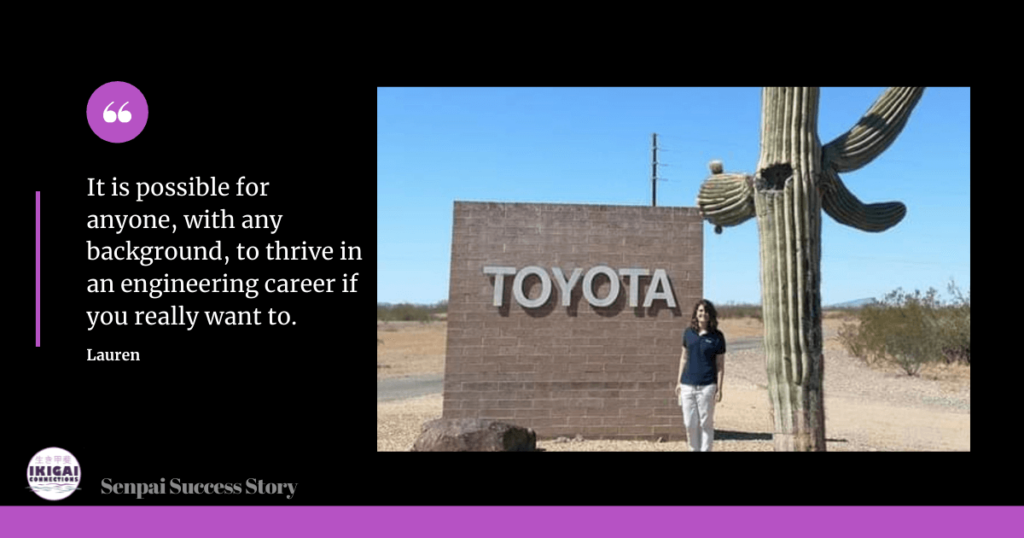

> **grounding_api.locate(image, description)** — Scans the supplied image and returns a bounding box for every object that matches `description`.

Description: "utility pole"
[651,133,658,207]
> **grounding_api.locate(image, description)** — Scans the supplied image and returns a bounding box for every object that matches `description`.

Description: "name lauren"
[87,349,140,361]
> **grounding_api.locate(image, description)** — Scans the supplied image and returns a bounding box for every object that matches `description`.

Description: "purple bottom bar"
[0,507,1020,538]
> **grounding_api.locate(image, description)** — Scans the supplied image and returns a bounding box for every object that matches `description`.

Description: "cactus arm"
[821,87,925,173]
[819,87,923,232]
[820,168,906,232]
[695,161,755,231]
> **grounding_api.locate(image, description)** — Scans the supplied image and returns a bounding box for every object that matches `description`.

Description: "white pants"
[679,383,717,452]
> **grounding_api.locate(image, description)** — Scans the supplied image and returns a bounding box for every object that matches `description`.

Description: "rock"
[573,434,584,443]
[554,436,570,444]
[412,418,537,452]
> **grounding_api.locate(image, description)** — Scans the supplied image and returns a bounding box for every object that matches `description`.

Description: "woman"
[675,299,726,451]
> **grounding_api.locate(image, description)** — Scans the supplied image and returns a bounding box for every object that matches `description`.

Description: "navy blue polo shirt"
[680,327,726,386]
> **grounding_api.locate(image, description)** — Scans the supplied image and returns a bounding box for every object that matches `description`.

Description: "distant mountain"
[826,297,877,309]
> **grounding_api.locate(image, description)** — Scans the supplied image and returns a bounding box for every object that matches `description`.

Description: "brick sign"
[443,202,703,440]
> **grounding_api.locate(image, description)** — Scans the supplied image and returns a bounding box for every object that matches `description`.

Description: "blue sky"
[377,87,970,306]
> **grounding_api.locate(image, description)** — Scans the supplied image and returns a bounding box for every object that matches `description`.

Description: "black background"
[4,71,370,505]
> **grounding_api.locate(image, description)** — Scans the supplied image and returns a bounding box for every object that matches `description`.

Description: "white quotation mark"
[103,101,132,123]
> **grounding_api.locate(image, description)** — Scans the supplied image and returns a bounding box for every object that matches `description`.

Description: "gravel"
[725,346,971,413]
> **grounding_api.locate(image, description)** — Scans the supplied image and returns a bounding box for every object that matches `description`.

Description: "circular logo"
[86,81,149,143]
[27,447,81,501]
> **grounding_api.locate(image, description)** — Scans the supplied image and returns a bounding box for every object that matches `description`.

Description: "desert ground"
[377,315,969,451]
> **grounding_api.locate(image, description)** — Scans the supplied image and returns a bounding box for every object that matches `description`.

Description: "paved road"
[728,337,763,352]
[377,374,444,402]
[377,337,764,402]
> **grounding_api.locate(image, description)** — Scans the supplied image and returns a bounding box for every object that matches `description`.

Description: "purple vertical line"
[37,191,40,347]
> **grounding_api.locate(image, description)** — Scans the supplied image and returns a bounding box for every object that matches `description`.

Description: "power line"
[822,255,946,266]
[655,133,750,149]
[652,133,658,206]
[651,133,670,206]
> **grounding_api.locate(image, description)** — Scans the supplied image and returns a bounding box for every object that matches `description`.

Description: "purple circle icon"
[86,81,149,143]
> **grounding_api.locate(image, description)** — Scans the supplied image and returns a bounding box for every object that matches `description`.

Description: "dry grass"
[716,317,764,339]
[374,317,801,377]
[720,315,853,339]
[721,317,855,354]
[377,321,446,380]
[374,316,961,384]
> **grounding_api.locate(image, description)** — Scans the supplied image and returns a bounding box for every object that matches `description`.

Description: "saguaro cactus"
[696,87,925,451]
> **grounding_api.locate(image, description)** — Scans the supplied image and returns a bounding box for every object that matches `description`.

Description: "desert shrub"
[837,321,864,359]
[377,301,448,322]
[936,282,970,365]
[824,307,862,321]
[838,281,970,375]
[716,303,762,321]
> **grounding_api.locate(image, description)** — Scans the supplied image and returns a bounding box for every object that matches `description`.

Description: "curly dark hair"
[689,299,719,333]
